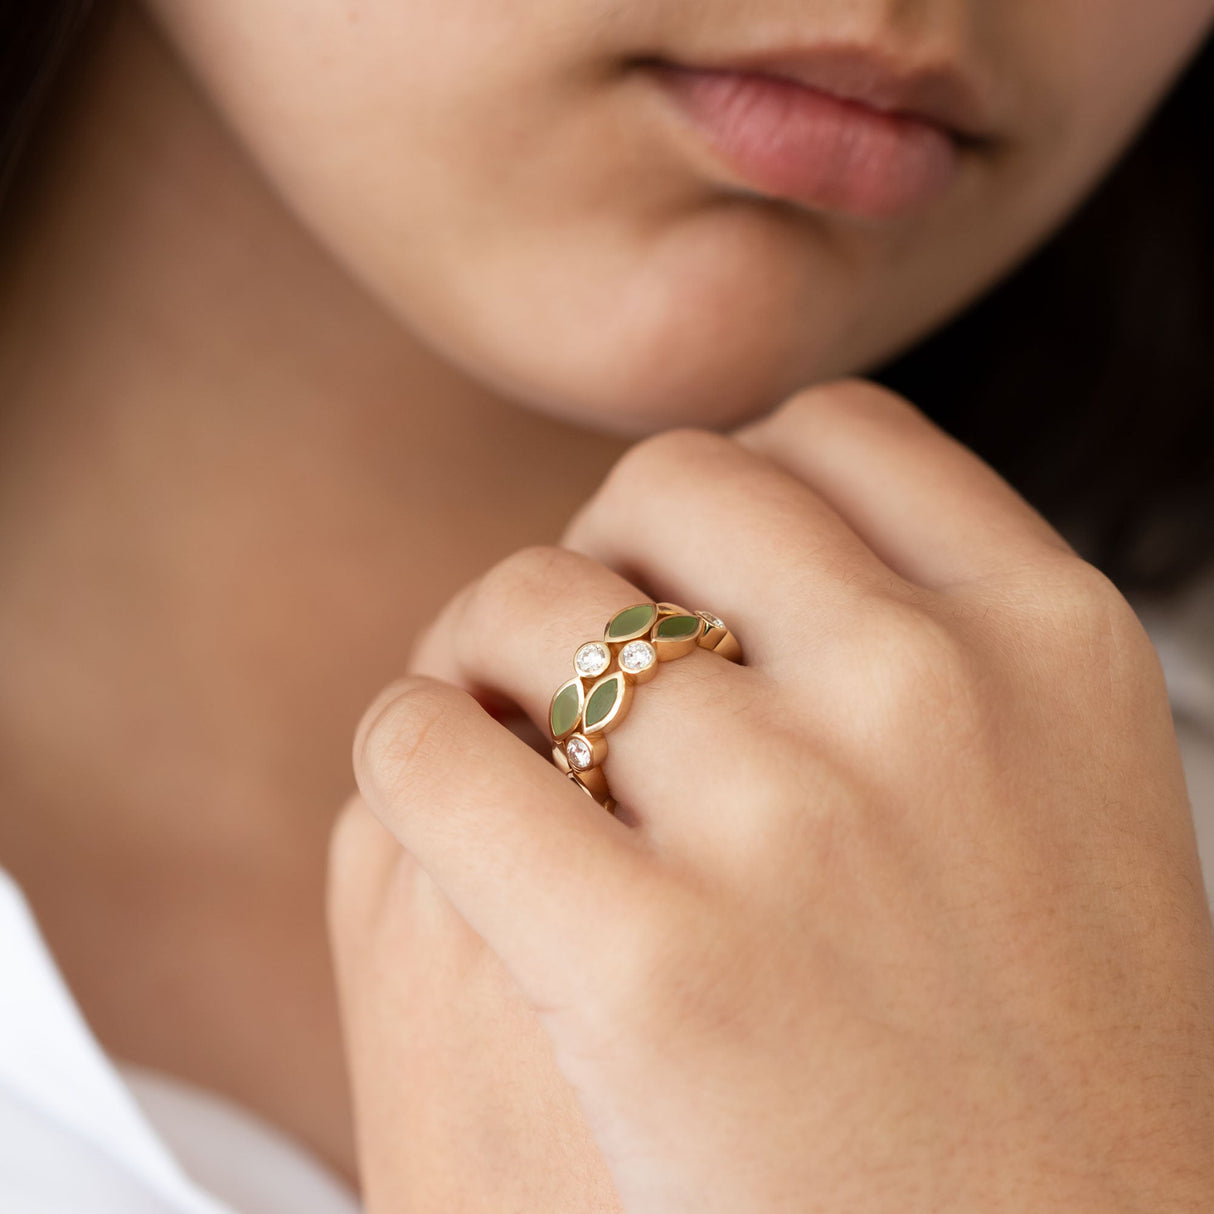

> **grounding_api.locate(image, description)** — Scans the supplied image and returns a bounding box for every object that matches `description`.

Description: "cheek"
[142,0,550,248]
[1007,0,1214,198]
[140,0,890,433]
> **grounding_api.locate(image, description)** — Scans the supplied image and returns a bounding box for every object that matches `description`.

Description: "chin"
[450,317,822,439]
[526,345,817,438]
[415,218,859,438]
[527,308,862,438]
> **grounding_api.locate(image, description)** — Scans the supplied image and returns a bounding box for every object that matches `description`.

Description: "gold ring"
[547,602,742,814]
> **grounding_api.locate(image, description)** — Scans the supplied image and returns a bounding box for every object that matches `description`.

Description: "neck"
[0,8,630,1171]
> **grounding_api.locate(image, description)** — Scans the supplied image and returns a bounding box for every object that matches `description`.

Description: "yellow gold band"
[547,601,742,814]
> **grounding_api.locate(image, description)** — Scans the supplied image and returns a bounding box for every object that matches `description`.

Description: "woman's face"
[144,0,1214,434]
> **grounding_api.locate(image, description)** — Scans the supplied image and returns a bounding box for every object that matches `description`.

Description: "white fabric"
[117,1063,359,1214]
[0,868,235,1214]
[1131,566,1214,883]
[0,868,360,1212]
[0,580,1212,1212]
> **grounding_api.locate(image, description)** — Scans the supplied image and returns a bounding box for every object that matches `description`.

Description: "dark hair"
[875,40,1214,598]
[3,3,1212,597]
[0,1,96,205]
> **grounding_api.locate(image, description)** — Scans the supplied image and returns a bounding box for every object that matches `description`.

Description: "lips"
[639,44,994,219]
[683,42,996,144]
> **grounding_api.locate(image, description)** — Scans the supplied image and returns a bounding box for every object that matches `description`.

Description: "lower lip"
[648,64,960,219]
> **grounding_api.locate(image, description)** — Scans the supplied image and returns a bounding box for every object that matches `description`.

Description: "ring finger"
[406,545,772,829]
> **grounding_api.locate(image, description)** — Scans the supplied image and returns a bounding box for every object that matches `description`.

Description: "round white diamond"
[575,642,610,677]
[565,736,593,771]
[619,639,656,673]
[697,611,724,630]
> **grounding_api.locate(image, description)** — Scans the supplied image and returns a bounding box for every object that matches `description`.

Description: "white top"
[1132,567,1214,879]
[0,865,359,1214]
[1,573,1213,1213]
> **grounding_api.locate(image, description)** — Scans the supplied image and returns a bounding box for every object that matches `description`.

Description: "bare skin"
[342,389,1214,1211]
[0,9,628,1180]
[4,0,1214,1204]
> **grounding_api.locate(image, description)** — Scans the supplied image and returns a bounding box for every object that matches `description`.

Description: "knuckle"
[1053,555,1132,614]
[770,377,929,435]
[847,598,985,730]
[1047,558,1155,665]
[463,543,587,633]
[599,426,733,501]
[855,593,958,663]
[1001,553,1153,666]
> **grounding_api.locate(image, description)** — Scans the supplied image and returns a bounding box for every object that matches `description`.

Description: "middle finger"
[560,426,911,667]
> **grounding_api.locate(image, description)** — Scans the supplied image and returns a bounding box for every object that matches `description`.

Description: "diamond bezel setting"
[575,641,611,678]
[565,735,593,771]
[619,639,656,673]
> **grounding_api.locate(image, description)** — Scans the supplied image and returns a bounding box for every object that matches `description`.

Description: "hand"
[347,378,1214,1212]
[327,790,623,1212]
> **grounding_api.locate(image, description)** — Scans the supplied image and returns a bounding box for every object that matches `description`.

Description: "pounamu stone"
[583,672,626,733]
[654,613,702,641]
[549,678,583,739]
[605,603,658,642]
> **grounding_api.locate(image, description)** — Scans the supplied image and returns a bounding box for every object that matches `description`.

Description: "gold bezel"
[564,730,608,772]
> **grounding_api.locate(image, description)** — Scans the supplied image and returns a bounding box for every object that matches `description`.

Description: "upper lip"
[647,41,997,145]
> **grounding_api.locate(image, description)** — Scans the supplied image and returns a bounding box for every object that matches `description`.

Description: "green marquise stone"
[605,602,657,641]
[583,672,624,732]
[549,680,583,738]
[654,613,702,641]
